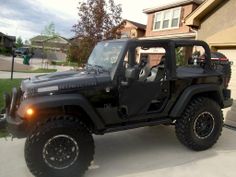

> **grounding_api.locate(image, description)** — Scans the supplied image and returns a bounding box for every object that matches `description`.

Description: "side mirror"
[121,67,138,86]
[125,67,138,80]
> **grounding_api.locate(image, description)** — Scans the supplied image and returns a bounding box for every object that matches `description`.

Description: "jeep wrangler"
[0,39,233,177]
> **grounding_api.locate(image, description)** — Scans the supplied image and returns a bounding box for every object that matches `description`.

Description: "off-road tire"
[175,97,223,151]
[25,116,94,177]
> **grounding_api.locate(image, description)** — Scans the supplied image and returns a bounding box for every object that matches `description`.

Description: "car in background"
[15,47,29,56]
[15,47,34,58]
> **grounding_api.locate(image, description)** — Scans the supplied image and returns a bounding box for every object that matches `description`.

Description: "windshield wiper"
[85,64,108,73]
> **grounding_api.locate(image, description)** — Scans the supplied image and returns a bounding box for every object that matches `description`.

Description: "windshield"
[87,42,125,71]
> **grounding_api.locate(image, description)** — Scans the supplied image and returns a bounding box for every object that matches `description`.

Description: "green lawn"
[51,60,78,67]
[0,79,22,137]
[0,130,8,138]
[19,68,57,73]
[0,79,22,109]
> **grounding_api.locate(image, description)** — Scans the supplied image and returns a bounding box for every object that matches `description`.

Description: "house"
[117,20,146,39]
[30,35,70,60]
[185,0,236,60]
[0,32,16,50]
[139,0,204,67]
[185,0,236,127]
[143,0,204,39]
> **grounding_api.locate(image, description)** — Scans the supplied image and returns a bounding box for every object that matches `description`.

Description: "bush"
[0,47,11,55]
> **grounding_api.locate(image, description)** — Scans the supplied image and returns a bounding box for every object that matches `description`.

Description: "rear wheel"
[25,116,94,177]
[175,97,223,151]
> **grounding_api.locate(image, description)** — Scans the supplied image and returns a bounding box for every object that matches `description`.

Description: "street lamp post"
[10,47,16,80]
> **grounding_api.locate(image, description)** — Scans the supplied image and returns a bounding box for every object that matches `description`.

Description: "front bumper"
[5,113,28,138]
[0,114,6,130]
[3,88,29,138]
[223,98,233,108]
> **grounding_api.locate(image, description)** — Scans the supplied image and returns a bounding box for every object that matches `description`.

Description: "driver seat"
[147,55,165,82]
[138,54,150,81]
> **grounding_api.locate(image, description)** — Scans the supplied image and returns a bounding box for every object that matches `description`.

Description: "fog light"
[26,108,34,116]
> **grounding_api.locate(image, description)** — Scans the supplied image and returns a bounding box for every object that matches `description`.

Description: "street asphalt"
[0,126,236,177]
[0,55,74,79]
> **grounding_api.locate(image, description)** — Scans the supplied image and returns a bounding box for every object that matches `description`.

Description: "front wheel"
[25,116,94,177]
[175,97,223,151]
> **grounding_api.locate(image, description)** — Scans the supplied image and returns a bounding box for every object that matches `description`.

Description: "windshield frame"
[87,40,127,73]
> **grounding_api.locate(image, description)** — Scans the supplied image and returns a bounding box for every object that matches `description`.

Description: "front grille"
[9,88,22,116]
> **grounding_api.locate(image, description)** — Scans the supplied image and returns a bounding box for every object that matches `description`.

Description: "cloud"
[0,0,77,40]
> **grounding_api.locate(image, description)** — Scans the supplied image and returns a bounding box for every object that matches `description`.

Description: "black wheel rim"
[193,112,215,139]
[43,135,79,169]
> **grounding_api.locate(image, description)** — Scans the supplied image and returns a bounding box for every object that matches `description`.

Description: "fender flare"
[170,84,224,118]
[17,94,105,130]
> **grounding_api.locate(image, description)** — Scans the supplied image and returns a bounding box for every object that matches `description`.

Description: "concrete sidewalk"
[0,71,47,79]
[0,126,236,177]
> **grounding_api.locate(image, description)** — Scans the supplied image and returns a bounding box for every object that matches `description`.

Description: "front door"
[119,80,169,118]
[119,45,169,119]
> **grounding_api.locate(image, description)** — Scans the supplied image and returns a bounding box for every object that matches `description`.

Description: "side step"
[105,118,172,133]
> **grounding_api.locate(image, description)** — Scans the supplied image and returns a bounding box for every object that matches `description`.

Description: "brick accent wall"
[145,3,198,37]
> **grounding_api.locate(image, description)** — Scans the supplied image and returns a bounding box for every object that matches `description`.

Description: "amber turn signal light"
[26,108,34,116]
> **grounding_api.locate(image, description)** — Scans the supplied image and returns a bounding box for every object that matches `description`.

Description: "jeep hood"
[21,69,111,95]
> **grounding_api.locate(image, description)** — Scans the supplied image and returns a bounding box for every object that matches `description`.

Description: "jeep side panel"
[17,94,105,130]
[169,84,227,117]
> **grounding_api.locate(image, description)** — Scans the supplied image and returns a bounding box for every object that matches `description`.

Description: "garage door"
[217,49,236,61]
[218,49,236,99]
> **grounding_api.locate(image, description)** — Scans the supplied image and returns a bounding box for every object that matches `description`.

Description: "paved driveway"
[0,126,235,177]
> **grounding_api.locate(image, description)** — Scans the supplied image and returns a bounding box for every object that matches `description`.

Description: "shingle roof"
[30,35,51,42]
[0,32,16,41]
[30,35,69,43]
[125,20,146,30]
[143,0,204,14]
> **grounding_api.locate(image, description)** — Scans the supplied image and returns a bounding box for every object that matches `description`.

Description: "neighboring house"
[117,20,146,39]
[143,0,203,39]
[185,0,236,60]
[185,0,236,128]
[30,35,70,60]
[0,32,16,49]
[69,36,81,45]
[139,0,204,67]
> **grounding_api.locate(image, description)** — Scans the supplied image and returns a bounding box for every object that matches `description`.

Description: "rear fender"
[170,84,224,118]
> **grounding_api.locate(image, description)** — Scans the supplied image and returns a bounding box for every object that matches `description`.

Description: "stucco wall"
[198,0,236,42]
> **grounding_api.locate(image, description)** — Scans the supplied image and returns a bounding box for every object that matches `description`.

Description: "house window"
[153,7,181,30]
[153,13,161,30]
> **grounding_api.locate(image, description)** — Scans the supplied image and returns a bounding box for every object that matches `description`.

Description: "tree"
[41,22,59,37]
[24,40,30,45]
[71,0,122,64]
[16,36,23,48]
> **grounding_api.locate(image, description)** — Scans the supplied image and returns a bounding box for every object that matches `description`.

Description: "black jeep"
[1,39,233,177]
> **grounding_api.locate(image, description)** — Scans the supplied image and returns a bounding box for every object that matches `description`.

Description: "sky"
[0,0,182,41]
